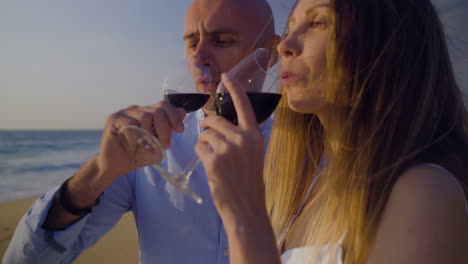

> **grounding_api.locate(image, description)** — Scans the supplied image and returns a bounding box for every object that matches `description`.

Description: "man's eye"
[215,39,234,47]
[186,41,198,50]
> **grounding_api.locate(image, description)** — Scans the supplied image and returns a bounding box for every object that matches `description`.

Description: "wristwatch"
[56,178,103,216]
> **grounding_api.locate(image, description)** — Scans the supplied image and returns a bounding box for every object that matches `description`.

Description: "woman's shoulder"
[394,163,466,206]
[387,163,467,223]
[365,163,468,263]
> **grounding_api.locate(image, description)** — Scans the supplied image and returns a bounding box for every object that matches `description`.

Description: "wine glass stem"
[179,155,202,182]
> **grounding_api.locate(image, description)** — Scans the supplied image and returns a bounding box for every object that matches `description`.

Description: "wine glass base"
[153,165,203,204]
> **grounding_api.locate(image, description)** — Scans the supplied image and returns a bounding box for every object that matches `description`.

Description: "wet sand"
[0,197,139,263]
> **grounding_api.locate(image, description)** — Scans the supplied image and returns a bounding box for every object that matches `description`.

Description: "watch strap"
[57,178,103,216]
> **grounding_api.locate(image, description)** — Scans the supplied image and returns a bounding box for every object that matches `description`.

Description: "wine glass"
[117,49,280,204]
[215,48,282,125]
[166,48,281,202]
[118,57,211,204]
[163,57,212,113]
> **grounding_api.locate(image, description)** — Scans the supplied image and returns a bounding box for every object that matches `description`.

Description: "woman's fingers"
[220,73,257,129]
[198,128,230,154]
[194,141,213,161]
[199,116,240,140]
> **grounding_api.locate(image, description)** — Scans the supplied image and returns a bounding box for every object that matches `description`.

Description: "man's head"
[184,0,280,111]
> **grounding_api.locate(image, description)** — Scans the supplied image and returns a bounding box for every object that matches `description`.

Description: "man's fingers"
[150,101,186,132]
[109,112,139,134]
[220,73,257,129]
[114,107,172,149]
[118,109,155,136]
[116,101,189,149]
[151,109,172,149]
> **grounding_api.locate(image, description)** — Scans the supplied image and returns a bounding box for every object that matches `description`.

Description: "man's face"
[184,0,269,111]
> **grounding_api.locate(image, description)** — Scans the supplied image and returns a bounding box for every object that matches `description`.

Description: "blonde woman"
[195,0,468,263]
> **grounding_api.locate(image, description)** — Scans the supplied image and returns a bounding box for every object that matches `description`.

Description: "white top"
[280,163,467,264]
[281,235,345,264]
[281,245,344,264]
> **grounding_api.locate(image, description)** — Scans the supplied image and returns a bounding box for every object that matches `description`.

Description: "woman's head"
[277,0,466,125]
[267,0,468,262]
[277,0,331,115]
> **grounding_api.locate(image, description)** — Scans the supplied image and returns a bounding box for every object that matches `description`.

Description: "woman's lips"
[281,71,300,85]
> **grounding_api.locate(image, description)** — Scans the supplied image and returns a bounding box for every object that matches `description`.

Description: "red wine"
[164,93,210,113]
[215,92,282,124]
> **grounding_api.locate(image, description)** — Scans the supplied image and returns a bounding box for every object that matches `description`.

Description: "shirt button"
[223,249,229,256]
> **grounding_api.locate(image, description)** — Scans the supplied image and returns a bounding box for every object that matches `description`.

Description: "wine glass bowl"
[215,48,281,124]
[163,57,212,113]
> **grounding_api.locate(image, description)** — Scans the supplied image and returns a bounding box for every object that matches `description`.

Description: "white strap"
[278,170,323,249]
[337,232,347,244]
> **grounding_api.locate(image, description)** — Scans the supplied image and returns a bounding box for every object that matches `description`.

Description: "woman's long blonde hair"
[264,0,468,263]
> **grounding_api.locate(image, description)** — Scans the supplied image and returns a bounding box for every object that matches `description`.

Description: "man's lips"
[197,81,219,93]
[280,71,300,85]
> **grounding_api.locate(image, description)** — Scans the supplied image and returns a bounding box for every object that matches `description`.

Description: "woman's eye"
[309,21,327,28]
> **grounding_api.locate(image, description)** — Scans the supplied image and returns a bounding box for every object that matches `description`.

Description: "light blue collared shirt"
[3,110,272,264]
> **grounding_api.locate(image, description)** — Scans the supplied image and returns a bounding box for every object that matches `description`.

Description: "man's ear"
[264,34,282,51]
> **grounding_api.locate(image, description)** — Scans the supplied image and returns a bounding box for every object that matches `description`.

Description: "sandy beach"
[0,197,139,263]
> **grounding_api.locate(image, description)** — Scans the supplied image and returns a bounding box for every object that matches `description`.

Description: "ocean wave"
[0,168,78,203]
[0,130,103,202]
[14,163,83,174]
[0,148,98,172]
[0,148,99,203]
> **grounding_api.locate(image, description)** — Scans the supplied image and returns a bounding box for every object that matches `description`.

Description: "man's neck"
[202,107,217,117]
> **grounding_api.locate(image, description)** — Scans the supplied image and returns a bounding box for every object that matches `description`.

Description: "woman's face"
[277,0,331,114]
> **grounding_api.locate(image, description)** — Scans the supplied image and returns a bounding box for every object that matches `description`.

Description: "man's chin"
[202,100,217,115]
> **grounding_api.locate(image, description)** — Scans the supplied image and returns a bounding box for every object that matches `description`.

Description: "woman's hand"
[195,73,267,222]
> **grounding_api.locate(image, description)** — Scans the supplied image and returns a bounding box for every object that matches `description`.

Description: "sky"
[0,0,466,130]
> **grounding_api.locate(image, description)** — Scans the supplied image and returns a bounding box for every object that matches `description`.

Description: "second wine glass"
[118,56,211,204]
[215,48,282,125]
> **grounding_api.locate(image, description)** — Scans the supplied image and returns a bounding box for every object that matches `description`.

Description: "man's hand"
[97,101,186,183]
[43,101,186,230]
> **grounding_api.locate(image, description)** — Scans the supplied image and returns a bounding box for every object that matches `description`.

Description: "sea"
[0,130,102,203]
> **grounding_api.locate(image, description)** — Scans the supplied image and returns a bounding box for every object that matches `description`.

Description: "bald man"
[185,0,278,114]
[3,0,279,263]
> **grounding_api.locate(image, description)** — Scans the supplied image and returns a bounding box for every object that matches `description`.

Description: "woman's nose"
[277,35,300,59]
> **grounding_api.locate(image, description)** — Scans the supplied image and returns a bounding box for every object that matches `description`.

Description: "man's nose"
[192,54,210,67]
[193,41,212,66]
[188,56,212,81]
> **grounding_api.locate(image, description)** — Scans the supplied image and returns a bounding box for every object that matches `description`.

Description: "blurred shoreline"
[0,130,101,203]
